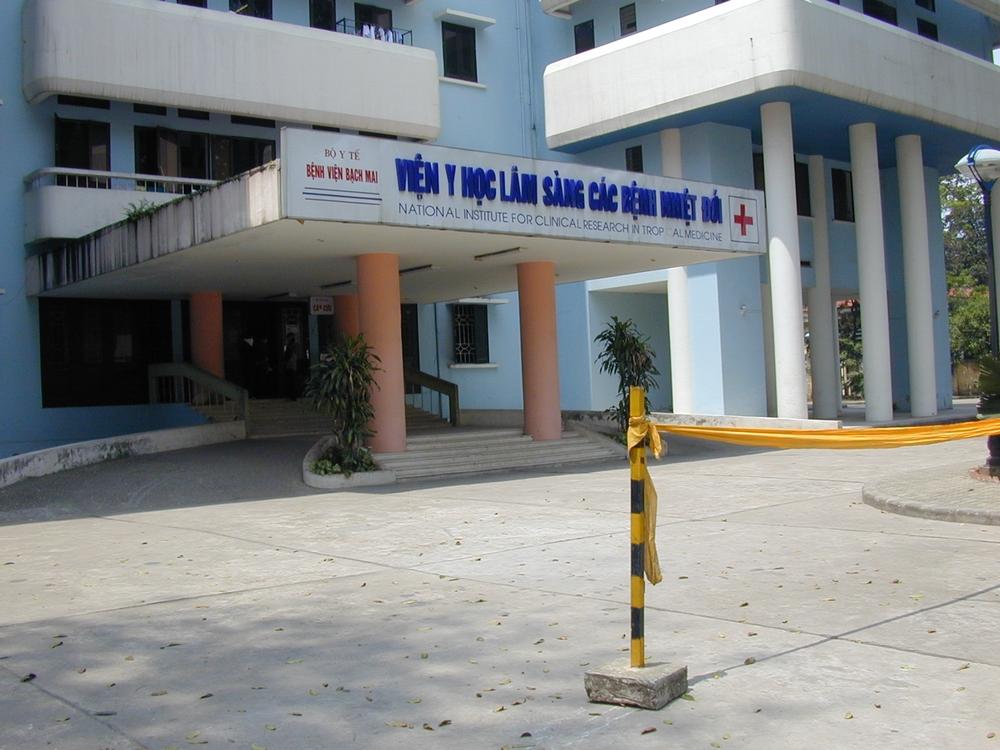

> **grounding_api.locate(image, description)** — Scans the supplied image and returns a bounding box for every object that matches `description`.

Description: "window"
[178,109,210,120]
[574,20,595,53]
[794,161,811,217]
[915,0,935,10]
[177,0,207,6]
[136,126,274,182]
[863,0,897,25]
[231,115,276,128]
[55,117,110,187]
[452,305,489,364]
[230,0,271,18]
[40,299,173,407]
[442,22,477,82]
[310,0,336,30]
[619,3,637,35]
[753,152,765,191]
[355,3,392,30]
[134,104,167,115]
[832,168,855,222]
[211,135,275,180]
[752,154,811,216]
[57,95,110,110]
[917,18,938,39]
[625,145,644,173]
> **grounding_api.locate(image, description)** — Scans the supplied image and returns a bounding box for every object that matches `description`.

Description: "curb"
[862,486,1000,526]
[0,422,246,490]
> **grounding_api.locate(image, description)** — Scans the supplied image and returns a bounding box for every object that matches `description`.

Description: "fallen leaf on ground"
[385,720,413,729]
[641,727,657,735]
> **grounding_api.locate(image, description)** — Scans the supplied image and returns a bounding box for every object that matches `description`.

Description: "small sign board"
[310,296,334,315]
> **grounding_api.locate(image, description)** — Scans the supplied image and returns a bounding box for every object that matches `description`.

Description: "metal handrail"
[148,362,249,423]
[24,167,218,193]
[403,368,460,427]
[333,17,412,45]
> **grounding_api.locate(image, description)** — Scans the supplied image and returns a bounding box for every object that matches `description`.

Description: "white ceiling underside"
[41,218,744,303]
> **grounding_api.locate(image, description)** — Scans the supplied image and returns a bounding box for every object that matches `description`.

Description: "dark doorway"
[224,302,307,398]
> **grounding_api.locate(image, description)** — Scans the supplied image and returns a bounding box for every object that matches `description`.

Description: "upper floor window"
[310,0,336,30]
[863,0,897,25]
[753,153,812,217]
[356,3,392,32]
[442,22,477,82]
[915,0,935,10]
[574,19,595,54]
[55,117,110,187]
[230,0,271,19]
[625,145,644,173]
[832,168,855,222]
[176,0,207,7]
[916,18,938,40]
[794,161,811,217]
[620,4,637,36]
[135,126,274,182]
[57,95,110,110]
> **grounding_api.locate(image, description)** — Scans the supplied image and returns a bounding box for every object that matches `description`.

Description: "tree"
[948,270,990,365]
[594,316,660,434]
[940,174,988,286]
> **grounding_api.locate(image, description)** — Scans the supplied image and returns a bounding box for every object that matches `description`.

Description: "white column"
[662,128,693,413]
[849,122,893,422]
[806,155,839,419]
[896,135,937,417]
[761,101,808,419]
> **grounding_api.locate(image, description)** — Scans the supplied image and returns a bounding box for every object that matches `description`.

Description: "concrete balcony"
[24,168,217,244]
[543,0,1000,151]
[22,0,440,140]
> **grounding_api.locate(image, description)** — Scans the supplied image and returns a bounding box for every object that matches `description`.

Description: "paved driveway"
[1,434,998,749]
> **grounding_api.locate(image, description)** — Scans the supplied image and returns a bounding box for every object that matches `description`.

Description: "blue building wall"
[0,0,984,454]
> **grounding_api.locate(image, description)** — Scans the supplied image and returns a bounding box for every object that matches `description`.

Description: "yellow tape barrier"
[627,415,663,585]
[654,417,1000,449]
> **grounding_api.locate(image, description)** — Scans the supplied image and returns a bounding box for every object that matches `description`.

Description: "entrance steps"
[374,428,624,481]
[194,399,451,439]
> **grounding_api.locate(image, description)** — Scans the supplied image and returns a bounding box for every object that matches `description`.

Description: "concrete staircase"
[374,428,624,481]
[195,400,452,439]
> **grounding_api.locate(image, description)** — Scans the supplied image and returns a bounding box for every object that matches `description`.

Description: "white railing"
[24,167,218,195]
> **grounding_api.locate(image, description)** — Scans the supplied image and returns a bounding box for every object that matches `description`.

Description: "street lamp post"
[955,146,1000,476]
[955,146,1000,357]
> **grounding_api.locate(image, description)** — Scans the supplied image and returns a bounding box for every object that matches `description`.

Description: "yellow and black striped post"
[628,385,646,668]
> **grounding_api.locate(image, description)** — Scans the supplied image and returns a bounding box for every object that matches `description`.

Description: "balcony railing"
[24,168,218,196]
[333,18,412,45]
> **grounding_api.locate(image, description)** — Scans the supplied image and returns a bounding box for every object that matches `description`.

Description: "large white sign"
[280,129,766,254]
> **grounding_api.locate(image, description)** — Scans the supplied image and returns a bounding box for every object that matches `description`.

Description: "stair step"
[386,450,622,479]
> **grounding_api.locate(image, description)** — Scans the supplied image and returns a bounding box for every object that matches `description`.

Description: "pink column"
[517,261,562,441]
[334,294,360,338]
[189,291,224,378]
[357,254,406,453]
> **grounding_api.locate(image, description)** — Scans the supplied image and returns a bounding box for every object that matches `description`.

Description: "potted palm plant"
[301,334,396,489]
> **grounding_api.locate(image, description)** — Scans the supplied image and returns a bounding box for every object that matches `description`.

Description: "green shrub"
[594,316,660,434]
[304,334,381,476]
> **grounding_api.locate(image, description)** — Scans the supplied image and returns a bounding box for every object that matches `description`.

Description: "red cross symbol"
[734,203,754,236]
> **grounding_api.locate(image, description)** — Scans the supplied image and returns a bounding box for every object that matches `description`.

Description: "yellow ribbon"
[627,415,664,585]
[654,417,1000,450]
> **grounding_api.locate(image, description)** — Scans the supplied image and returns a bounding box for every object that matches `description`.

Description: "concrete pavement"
[1,433,999,749]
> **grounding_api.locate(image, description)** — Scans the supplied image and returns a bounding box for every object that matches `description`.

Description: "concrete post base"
[584,660,688,710]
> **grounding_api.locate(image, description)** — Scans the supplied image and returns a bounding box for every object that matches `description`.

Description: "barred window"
[452,304,489,364]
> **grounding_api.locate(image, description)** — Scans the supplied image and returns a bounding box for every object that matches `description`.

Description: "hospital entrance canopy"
[29,130,767,301]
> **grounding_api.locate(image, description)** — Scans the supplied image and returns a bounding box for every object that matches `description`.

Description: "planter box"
[302,436,396,490]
